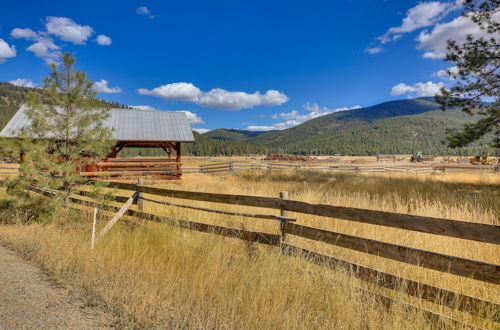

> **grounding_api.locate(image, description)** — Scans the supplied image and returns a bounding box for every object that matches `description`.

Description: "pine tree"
[6,52,113,199]
[436,0,499,149]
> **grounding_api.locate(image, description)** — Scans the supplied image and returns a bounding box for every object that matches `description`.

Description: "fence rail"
[19,180,500,325]
[179,162,500,174]
[102,181,500,245]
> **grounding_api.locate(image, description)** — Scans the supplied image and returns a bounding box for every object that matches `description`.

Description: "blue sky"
[0,0,483,132]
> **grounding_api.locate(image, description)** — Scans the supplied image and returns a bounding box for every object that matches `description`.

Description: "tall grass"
[0,169,498,328]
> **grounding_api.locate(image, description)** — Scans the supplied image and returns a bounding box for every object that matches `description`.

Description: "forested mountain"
[1,82,494,156]
[278,109,492,155]
[245,98,441,147]
[203,129,270,141]
[201,97,495,155]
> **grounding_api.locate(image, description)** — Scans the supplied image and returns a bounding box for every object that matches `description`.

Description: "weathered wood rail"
[81,158,183,181]
[23,181,500,325]
[199,162,234,174]
[185,162,500,174]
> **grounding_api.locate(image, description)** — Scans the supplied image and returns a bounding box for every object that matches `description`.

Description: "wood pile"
[264,154,310,161]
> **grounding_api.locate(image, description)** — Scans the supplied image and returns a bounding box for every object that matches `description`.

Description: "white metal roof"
[0,105,195,142]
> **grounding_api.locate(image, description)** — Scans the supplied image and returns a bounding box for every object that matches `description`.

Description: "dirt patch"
[0,245,114,329]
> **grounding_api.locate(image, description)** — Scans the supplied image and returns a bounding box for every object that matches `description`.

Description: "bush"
[0,196,58,224]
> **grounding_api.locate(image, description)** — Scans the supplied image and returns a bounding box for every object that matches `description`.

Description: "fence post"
[91,207,97,250]
[279,191,288,243]
[137,178,144,212]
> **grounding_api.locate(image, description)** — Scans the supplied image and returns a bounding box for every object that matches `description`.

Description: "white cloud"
[136,6,154,18]
[0,39,16,63]
[197,88,288,110]
[96,34,112,46]
[365,46,384,55]
[93,79,122,94]
[45,16,93,44]
[132,105,157,111]
[138,82,289,110]
[416,14,495,59]
[11,17,110,64]
[139,82,202,102]
[11,28,37,39]
[434,66,459,80]
[247,103,362,131]
[193,128,211,134]
[11,26,61,63]
[379,2,453,44]
[391,81,444,97]
[246,125,276,131]
[9,78,35,88]
[26,38,60,63]
[179,111,205,125]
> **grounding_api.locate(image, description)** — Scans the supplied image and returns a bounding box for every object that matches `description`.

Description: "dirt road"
[0,245,113,329]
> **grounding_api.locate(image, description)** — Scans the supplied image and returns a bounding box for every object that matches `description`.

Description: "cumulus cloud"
[139,82,201,102]
[9,78,35,87]
[365,46,384,55]
[11,26,61,63]
[247,103,362,131]
[179,111,205,125]
[11,28,37,39]
[132,105,157,111]
[434,66,459,80]
[11,17,110,63]
[93,79,122,94]
[379,2,453,44]
[416,14,495,59]
[96,34,112,46]
[0,39,16,63]
[27,39,60,63]
[136,6,154,18]
[391,81,445,97]
[138,82,289,110]
[193,128,211,134]
[45,16,93,44]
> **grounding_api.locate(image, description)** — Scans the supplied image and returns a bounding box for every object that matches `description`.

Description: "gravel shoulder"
[0,245,114,329]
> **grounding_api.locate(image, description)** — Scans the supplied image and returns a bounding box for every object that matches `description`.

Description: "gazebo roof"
[0,105,195,142]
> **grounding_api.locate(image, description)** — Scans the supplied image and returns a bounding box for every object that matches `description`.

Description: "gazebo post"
[175,142,182,179]
[168,144,172,159]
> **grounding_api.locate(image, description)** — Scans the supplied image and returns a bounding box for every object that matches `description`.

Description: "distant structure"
[0,106,195,180]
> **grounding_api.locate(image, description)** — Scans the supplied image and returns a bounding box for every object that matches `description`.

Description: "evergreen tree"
[4,52,113,199]
[437,0,499,148]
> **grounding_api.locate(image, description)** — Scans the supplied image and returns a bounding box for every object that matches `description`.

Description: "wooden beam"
[283,222,500,284]
[99,181,500,245]
[81,170,182,177]
[175,142,182,179]
[96,192,139,241]
[139,195,296,221]
[281,243,500,321]
[97,162,182,167]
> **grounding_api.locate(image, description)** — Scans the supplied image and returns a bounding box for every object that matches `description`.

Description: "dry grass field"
[0,169,499,328]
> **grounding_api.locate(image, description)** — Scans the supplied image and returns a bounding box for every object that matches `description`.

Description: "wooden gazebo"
[0,106,195,181]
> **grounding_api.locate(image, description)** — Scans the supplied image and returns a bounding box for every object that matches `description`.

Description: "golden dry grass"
[0,169,499,329]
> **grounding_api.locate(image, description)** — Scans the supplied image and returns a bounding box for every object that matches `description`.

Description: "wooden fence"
[3,162,498,180]
[0,165,20,176]
[199,162,234,174]
[80,157,183,181]
[24,179,500,326]
[183,162,500,174]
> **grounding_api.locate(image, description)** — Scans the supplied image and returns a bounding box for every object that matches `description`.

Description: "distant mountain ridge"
[203,129,271,141]
[0,82,493,155]
[201,97,494,155]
